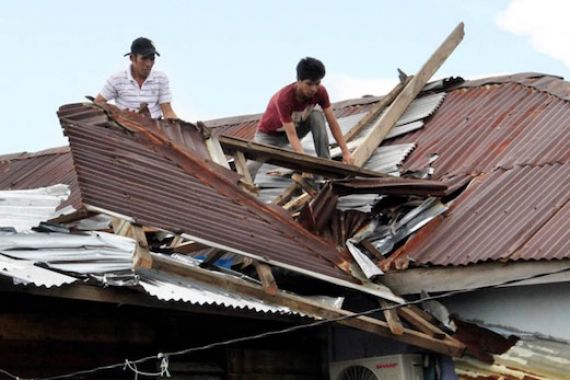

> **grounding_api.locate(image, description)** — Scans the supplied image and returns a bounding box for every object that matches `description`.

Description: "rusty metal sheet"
[392,82,570,179]
[58,103,352,283]
[398,163,570,266]
[0,147,80,210]
[330,177,447,197]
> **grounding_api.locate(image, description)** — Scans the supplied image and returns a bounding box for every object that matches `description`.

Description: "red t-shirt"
[257,82,331,134]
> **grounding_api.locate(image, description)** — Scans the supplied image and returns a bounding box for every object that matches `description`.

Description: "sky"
[2,0,570,154]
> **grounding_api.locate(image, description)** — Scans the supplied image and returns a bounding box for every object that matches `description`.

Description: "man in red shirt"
[247,57,353,179]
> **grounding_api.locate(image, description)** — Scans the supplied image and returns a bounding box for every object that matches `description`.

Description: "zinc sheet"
[58,103,350,282]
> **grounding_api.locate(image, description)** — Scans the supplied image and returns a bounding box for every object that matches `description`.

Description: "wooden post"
[352,22,465,167]
[129,224,153,269]
[233,151,254,185]
[379,299,405,335]
[254,261,279,296]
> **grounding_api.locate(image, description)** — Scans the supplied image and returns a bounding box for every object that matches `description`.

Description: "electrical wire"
[3,266,570,380]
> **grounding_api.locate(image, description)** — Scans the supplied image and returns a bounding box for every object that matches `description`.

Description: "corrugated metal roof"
[399,163,569,266]
[0,185,70,231]
[392,82,569,178]
[139,265,300,315]
[58,103,352,283]
[0,146,80,210]
[0,230,134,273]
[384,74,570,267]
[456,335,570,380]
[0,253,77,287]
[0,230,302,316]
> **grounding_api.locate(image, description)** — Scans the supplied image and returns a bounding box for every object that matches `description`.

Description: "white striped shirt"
[100,67,172,119]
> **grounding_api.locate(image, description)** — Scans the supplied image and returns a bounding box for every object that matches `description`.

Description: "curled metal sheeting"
[0,254,77,287]
[0,185,70,231]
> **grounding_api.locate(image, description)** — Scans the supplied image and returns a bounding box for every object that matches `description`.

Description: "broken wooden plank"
[254,261,278,296]
[291,173,319,197]
[283,193,312,211]
[343,76,413,143]
[352,22,465,167]
[149,254,465,357]
[379,299,405,335]
[172,241,210,255]
[219,135,387,178]
[271,183,300,206]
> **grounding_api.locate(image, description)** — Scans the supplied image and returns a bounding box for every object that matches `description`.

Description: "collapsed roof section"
[57,103,353,284]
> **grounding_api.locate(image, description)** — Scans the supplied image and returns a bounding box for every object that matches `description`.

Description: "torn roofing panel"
[0,147,80,210]
[392,81,570,179]
[58,103,351,282]
[399,162,570,266]
[0,231,301,316]
[0,185,70,231]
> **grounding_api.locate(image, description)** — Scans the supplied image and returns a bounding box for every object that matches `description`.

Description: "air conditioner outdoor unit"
[329,354,424,380]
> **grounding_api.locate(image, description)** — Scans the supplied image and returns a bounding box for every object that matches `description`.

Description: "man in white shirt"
[95,37,177,119]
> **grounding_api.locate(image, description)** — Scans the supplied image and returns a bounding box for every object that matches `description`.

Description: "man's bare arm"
[323,106,354,164]
[160,103,178,119]
[282,121,305,154]
[94,94,108,104]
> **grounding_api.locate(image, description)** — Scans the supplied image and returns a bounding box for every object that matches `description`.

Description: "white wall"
[441,282,570,341]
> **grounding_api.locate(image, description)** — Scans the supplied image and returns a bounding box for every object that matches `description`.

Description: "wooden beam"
[397,306,447,340]
[168,233,184,249]
[291,173,319,197]
[172,241,210,255]
[112,217,130,236]
[199,248,226,268]
[271,183,300,206]
[219,135,387,178]
[352,22,465,167]
[233,151,254,185]
[206,135,231,169]
[283,193,312,211]
[343,76,412,143]
[129,224,153,269]
[379,299,404,335]
[149,254,465,356]
[254,261,278,296]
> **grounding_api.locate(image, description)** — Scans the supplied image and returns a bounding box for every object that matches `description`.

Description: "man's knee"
[308,109,325,125]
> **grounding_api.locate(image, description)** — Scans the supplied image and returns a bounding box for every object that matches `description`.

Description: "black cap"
[124,37,160,57]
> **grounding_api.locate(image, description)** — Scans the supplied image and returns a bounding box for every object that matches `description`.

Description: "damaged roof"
[57,103,354,284]
[202,73,570,269]
[3,72,569,272]
[0,146,80,210]
[384,73,570,268]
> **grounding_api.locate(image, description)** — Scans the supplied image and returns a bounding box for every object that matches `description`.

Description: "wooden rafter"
[352,22,465,167]
[148,254,465,357]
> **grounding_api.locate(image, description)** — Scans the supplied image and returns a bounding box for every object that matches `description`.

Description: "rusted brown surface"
[0,146,80,210]
[58,103,351,282]
[330,177,447,197]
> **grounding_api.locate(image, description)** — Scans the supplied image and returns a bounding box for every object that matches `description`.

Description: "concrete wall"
[441,282,570,341]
